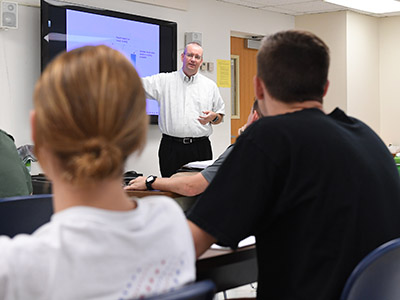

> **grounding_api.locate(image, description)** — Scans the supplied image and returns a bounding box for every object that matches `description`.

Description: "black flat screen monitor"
[40,0,178,124]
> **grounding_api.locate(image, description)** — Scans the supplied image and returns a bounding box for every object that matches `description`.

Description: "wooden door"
[230,36,258,144]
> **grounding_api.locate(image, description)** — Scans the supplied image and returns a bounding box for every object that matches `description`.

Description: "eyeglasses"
[185,53,202,61]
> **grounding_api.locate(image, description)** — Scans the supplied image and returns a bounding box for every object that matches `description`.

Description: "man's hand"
[238,124,247,136]
[198,111,221,125]
[124,176,147,191]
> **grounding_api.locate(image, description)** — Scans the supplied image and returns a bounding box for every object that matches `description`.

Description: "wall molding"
[12,0,188,10]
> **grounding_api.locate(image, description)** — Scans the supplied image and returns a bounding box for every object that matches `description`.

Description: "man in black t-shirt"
[187,30,400,300]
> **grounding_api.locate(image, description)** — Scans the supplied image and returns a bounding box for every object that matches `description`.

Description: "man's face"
[181,44,203,77]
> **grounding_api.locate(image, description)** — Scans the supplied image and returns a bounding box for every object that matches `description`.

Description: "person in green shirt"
[0,129,32,197]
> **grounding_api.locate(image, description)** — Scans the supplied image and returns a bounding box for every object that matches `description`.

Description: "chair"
[31,174,52,194]
[139,280,216,300]
[340,238,400,300]
[0,194,53,237]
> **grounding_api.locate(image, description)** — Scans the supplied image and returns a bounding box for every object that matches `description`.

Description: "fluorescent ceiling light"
[324,0,400,14]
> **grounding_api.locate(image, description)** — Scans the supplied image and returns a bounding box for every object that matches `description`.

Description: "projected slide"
[66,10,160,115]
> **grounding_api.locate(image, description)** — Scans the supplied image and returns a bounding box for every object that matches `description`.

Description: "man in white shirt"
[142,43,225,177]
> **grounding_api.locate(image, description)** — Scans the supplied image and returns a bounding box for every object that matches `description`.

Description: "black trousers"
[158,134,212,177]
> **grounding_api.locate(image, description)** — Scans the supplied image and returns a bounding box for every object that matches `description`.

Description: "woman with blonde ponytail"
[0,45,195,300]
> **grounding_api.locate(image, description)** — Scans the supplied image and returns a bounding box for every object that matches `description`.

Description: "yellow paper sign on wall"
[217,59,231,88]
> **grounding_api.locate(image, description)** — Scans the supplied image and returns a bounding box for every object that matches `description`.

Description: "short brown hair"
[257,30,330,103]
[34,45,148,185]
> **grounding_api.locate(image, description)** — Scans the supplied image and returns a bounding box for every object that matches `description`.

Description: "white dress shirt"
[142,69,225,138]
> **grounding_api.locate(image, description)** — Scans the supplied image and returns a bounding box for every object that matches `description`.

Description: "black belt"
[162,134,208,145]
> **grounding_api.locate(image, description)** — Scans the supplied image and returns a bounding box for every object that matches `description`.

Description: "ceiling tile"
[216,0,400,17]
[217,0,266,8]
[243,0,313,5]
[273,1,343,14]
[257,5,298,15]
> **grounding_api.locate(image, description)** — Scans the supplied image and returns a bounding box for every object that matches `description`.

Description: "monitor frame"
[40,0,178,124]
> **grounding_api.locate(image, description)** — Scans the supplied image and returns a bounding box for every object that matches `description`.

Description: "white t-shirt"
[142,69,226,138]
[0,196,195,300]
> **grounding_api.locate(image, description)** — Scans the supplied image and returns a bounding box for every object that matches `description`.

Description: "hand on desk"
[124,176,146,191]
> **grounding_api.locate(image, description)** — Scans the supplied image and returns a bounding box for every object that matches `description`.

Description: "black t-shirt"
[188,108,400,300]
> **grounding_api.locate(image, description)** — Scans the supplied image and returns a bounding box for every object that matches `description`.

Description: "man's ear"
[181,52,185,63]
[323,80,329,97]
[30,110,36,144]
[254,76,264,101]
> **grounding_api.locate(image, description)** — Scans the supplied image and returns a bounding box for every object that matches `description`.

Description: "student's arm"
[165,172,209,196]
[125,173,209,197]
[188,220,217,258]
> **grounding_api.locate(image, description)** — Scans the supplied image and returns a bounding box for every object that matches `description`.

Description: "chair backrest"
[0,194,53,237]
[138,280,216,300]
[340,238,400,300]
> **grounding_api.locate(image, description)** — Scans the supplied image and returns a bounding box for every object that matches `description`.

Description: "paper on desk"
[211,236,255,250]
[183,160,215,170]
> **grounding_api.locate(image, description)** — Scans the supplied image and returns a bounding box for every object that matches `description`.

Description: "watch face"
[145,175,156,190]
[146,176,156,183]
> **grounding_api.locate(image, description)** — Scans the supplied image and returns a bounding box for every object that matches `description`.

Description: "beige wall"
[296,11,380,135]
[380,17,400,145]
[295,12,348,116]
[346,12,380,133]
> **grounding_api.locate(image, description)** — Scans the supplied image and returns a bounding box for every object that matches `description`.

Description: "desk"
[125,190,179,198]
[125,190,197,212]
[196,245,258,293]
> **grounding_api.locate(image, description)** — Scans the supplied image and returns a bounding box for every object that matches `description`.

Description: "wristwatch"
[212,115,219,123]
[145,175,157,190]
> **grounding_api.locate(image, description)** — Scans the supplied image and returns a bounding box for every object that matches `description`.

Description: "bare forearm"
[125,173,209,197]
[155,174,209,197]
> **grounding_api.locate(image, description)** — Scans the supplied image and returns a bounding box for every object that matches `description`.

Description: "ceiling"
[216,0,400,17]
